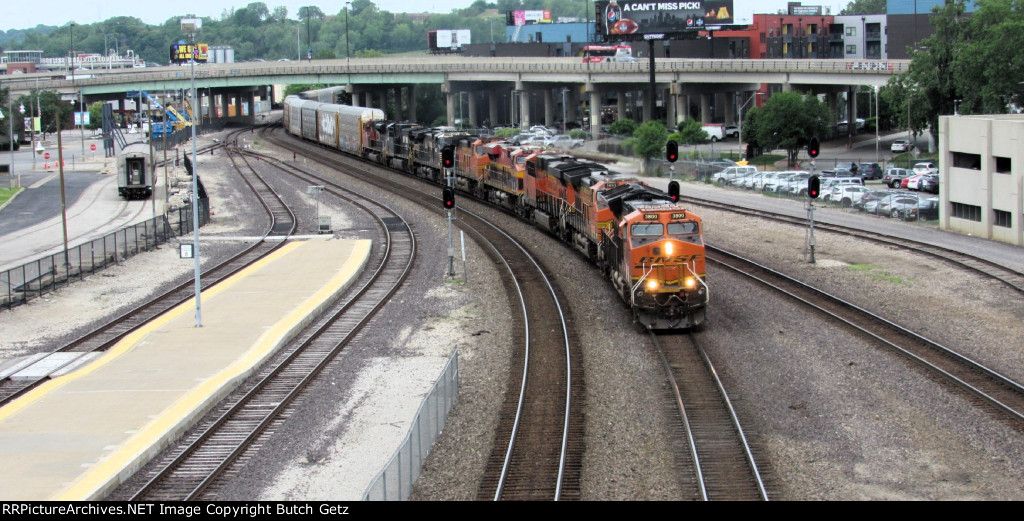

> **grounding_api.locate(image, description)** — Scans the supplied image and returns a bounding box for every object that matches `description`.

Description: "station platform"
[0,237,371,500]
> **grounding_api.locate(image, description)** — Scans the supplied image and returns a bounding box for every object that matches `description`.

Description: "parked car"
[857,162,883,180]
[854,190,893,211]
[762,171,801,193]
[821,176,864,196]
[901,173,926,189]
[826,185,870,207]
[712,165,758,184]
[912,161,938,175]
[919,174,939,194]
[907,173,931,190]
[693,159,737,180]
[545,134,583,149]
[723,125,740,138]
[873,194,938,220]
[780,172,812,195]
[883,167,911,188]
[834,162,858,175]
[890,139,914,153]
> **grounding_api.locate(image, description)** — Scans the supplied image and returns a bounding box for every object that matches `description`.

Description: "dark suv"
[857,163,883,180]
[834,162,859,177]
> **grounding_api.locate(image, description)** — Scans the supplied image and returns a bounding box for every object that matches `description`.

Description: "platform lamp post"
[182,17,203,328]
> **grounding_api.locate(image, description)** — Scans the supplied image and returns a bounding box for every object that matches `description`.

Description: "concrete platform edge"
[32,238,371,500]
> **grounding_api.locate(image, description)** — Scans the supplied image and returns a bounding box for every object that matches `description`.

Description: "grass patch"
[0,187,22,206]
[848,263,910,284]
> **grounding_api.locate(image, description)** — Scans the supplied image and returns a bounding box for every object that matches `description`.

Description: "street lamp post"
[345,2,352,64]
[306,7,312,61]
[182,17,203,328]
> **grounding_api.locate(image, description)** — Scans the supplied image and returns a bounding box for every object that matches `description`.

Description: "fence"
[0,201,209,310]
[362,350,460,501]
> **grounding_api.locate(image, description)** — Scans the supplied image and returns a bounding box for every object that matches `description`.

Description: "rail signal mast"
[441,146,457,277]
[805,137,820,263]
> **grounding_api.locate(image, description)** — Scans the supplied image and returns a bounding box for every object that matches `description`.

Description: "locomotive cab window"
[631,223,664,236]
[669,221,702,244]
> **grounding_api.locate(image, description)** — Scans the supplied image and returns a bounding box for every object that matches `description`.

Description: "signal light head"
[666,140,678,163]
[807,136,820,159]
[807,175,821,199]
[441,146,455,169]
[442,187,455,209]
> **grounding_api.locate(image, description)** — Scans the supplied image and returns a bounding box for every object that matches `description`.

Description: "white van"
[711,165,758,184]
[702,124,724,142]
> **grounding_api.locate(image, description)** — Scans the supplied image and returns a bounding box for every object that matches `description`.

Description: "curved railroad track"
[0,128,294,407]
[680,195,1024,297]
[709,246,1024,425]
[119,141,416,501]
[259,126,586,501]
[650,330,770,501]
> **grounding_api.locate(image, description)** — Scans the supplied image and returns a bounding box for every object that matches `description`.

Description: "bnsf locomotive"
[282,95,708,330]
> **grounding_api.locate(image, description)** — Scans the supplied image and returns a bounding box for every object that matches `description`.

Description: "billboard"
[594,1,734,40]
[512,10,552,26]
[435,30,471,49]
[169,42,209,64]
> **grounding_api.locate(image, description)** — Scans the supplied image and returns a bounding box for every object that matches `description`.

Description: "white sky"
[1,1,851,31]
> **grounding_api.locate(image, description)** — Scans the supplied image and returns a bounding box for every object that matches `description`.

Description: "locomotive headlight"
[684,276,697,290]
[664,241,674,255]
[646,279,660,291]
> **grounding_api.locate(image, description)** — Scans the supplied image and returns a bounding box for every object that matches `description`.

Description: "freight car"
[281,95,707,330]
[117,142,153,200]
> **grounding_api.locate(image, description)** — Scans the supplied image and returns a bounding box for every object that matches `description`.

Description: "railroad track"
[120,141,416,501]
[0,128,294,407]
[259,126,586,501]
[651,331,769,501]
[680,195,1024,297]
[709,246,1024,425]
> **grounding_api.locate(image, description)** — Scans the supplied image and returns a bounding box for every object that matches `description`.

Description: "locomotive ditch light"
[442,187,456,209]
[646,279,659,291]
[684,277,697,289]
[808,175,821,199]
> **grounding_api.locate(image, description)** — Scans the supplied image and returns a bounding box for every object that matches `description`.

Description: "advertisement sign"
[435,30,471,49]
[74,112,91,126]
[169,42,209,64]
[512,10,552,26]
[594,1,734,40]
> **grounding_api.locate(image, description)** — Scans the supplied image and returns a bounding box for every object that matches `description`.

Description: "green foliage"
[568,129,587,139]
[745,91,828,167]
[839,0,886,15]
[631,120,667,160]
[620,137,636,157]
[495,127,519,138]
[87,102,104,130]
[675,118,708,144]
[607,118,637,136]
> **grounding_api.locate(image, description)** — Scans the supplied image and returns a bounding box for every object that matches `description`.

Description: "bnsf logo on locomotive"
[637,254,702,265]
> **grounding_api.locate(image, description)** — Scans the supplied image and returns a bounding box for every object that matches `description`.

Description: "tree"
[607,117,637,136]
[952,0,1024,115]
[675,118,709,144]
[746,91,829,167]
[632,120,667,173]
[839,0,886,15]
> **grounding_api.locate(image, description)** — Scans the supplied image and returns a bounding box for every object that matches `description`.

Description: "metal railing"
[362,350,460,501]
[0,201,209,310]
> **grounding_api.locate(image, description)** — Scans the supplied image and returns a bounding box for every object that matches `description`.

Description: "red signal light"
[666,140,678,163]
[441,146,455,169]
[668,181,680,203]
[808,175,821,199]
[808,136,820,159]
[442,187,455,209]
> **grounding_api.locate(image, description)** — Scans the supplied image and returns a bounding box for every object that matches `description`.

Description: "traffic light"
[807,175,821,199]
[666,140,678,163]
[668,181,680,203]
[441,146,455,169]
[807,136,820,159]
[442,187,455,209]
